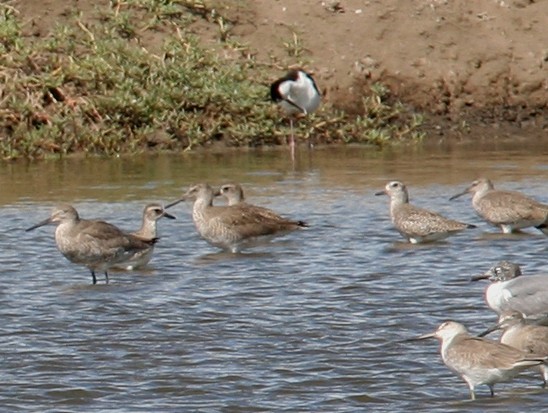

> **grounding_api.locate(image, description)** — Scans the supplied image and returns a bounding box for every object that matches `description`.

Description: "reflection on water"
[193,250,278,265]
[0,139,547,412]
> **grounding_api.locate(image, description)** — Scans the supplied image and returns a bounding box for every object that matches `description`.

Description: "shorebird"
[216,183,245,206]
[471,261,548,318]
[270,69,321,154]
[417,321,546,400]
[26,204,157,284]
[449,177,548,234]
[479,312,548,387]
[216,182,307,224]
[375,181,475,243]
[166,183,308,253]
[113,203,175,270]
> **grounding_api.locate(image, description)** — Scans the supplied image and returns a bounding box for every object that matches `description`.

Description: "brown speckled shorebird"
[166,183,308,253]
[450,177,548,234]
[471,261,548,318]
[26,204,157,284]
[479,312,548,387]
[417,321,546,400]
[217,183,307,225]
[375,181,475,243]
[113,203,176,270]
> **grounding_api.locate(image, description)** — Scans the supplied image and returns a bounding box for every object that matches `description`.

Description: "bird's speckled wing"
[394,205,468,237]
[215,205,303,238]
[72,220,153,261]
[478,191,548,224]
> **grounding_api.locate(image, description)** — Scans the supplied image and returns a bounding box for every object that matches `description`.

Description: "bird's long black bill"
[477,324,500,337]
[163,211,177,219]
[449,190,467,201]
[164,199,184,209]
[25,218,52,232]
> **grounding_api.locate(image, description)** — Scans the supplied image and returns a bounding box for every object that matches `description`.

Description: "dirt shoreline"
[13,0,548,139]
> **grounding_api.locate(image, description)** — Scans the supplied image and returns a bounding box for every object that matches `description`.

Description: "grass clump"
[0,1,424,160]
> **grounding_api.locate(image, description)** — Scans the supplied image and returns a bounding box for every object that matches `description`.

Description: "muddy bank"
[213,0,548,132]
[12,0,548,140]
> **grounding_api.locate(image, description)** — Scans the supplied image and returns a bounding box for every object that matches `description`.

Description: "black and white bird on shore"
[270,69,321,154]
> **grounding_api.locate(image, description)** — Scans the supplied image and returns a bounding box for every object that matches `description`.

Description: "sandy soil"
[13,0,548,135]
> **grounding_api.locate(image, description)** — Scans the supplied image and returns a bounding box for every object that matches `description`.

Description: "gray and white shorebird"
[417,321,546,400]
[26,204,157,284]
[270,69,321,154]
[166,183,308,253]
[471,261,548,318]
[479,312,548,387]
[450,177,548,234]
[113,203,176,270]
[375,181,475,243]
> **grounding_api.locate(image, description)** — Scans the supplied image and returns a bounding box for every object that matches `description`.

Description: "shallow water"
[1,139,547,412]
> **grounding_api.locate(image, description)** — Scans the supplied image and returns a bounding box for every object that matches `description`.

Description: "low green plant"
[0,2,425,160]
[283,32,305,58]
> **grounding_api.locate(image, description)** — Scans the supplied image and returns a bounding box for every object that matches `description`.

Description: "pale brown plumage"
[450,177,548,234]
[216,183,307,225]
[167,183,308,252]
[418,321,545,400]
[26,204,156,284]
[480,312,548,386]
[376,181,475,243]
[113,203,175,270]
[216,183,245,206]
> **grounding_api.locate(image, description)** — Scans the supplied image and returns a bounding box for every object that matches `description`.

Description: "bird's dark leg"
[104,271,109,284]
[488,385,495,397]
[91,271,97,285]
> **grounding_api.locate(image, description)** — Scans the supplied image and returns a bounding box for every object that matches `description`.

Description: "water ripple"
[1,147,547,411]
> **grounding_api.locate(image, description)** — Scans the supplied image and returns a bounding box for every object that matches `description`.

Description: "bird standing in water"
[26,204,157,284]
[416,320,546,400]
[375,180,476,243]
[450,177,548,234]
[113,203,176,270]
[270,69,321,158]
[166,183,308,253]
[479,312,548,387]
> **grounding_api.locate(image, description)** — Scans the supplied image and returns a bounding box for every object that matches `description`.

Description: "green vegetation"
[0,1,424,160]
